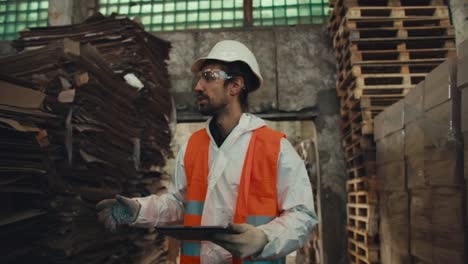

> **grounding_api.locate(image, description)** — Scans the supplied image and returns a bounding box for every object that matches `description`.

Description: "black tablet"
[156,225,239,241]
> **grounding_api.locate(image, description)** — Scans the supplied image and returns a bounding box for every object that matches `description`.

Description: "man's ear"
[228,77,245,96]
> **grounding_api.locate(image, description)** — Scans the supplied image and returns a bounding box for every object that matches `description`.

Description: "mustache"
[196,92,209,100]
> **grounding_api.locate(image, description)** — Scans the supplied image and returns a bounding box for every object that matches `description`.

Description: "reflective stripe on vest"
[181,126,286,264]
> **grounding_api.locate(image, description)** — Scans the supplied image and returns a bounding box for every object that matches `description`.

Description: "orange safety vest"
[180,126,286,264]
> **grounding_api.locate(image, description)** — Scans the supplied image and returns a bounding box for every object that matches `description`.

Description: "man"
[97,40,318,263]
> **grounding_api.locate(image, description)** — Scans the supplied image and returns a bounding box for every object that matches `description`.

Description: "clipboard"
[156,225,239,241]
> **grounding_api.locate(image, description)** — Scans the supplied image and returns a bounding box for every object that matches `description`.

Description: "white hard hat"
[191,40,263,92]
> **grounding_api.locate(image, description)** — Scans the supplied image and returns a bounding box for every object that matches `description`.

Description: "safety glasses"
[197,69,232,83]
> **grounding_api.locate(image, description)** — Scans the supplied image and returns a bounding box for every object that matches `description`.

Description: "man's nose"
[194,79,203,92]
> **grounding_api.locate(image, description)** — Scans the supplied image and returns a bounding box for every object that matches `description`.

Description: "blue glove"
[96,195,141,231]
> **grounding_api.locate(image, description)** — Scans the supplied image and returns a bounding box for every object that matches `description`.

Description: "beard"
[197,93,228,116]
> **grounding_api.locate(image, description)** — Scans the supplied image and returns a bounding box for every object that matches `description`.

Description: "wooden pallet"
[341,80,417,103]
[348,26,454,41]
[336,63,437,93]
[349,249,379,264]
[342,126,375,145]
[344,17,451,30]
[337,72,426,97]
[348,190,377,206]
[347,177,377,192]
[347,161,376,179]
[340,109,377,139]
[341,63,439,80]
[346,149,375,168]
[334,32,454,50]
[348,48,455,65]
[346,6,449,20]
[335,43,453,66]
[348,212,379,239]
[347,226,378,245]
[348,203,377,220]
[343,132,375,155]
[348,238,380,263]
[344,95,405,110]
[335,0,444,8]
[335,38,456,64]
[345,38,455,52]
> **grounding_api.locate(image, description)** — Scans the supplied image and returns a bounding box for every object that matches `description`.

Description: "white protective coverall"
[132,113,319,263]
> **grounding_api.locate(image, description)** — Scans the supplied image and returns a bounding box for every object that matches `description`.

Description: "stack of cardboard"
[0,22,172,263]
[374,40,467,263]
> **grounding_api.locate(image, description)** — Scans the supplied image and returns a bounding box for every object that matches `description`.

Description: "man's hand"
[211,223,268,258]
[96,195,141,231]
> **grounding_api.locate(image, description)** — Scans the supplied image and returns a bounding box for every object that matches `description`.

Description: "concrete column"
[48,0,97,26]
[72,0,98,24]
[449,0,468,45]
[48,0,73,26]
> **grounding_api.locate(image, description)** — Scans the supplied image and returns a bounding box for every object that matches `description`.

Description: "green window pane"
[119,6,129,14]
[261,9,273,19]
[187,2,198,10]
[176,2,186,11]
[40,1,48,9]
[28,13,38,21]
[27,21,38,27]
[19,3,28,11]
[164,3,175,11]
[224,12,234,20]
[211,1,222,9]
[130,5,141,14]
[96,0,327,32]
[151,25,162,31]
[187,12,198,22]
[199,12,209,22]
[288,17,298,25]
[0,5,6,12]
[18,13,28,21]
[29,3,39,10]
[163,24,174,30]
[212,11,222,20]
[6,14,15,22]
[108,5,118,13]
[299,8,311,16]
[99,7,107,14]
[5,23,15,33]
[224,0,234,8]
[141,15,151,25]
[254,0,328,26]
[39,11,48,20]
[286,7,298,17]
[152,15,162,23]
[199,1,209,9]
[164,14,174,23]
[153,3,163,13]
[175,13,185,23]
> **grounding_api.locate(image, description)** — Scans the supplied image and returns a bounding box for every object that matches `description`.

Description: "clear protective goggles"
[197,69,232,83]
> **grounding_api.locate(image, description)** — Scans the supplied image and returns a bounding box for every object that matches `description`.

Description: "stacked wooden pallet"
[328,0,456,263]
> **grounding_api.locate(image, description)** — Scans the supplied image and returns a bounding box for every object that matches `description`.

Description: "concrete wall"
[156,26,347,264]
[449,0,468,46]
[156,25,336,114]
